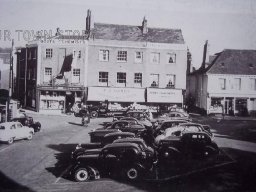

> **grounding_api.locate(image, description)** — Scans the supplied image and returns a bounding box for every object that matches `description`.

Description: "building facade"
[16,10,188,114]
[187,49,256,116]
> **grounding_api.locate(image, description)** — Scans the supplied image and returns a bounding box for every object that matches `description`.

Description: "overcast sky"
[0,0,255,68]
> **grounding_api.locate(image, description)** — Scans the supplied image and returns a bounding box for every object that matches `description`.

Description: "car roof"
[0,122,20,126]
[104,132,135,137]
[162,119,188,123]
[114,137,144,143]
[179,123,203,126]
[104,142,140,149]
[120,117,138,121]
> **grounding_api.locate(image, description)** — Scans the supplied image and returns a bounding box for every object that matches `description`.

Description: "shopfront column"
[233,97,236,115]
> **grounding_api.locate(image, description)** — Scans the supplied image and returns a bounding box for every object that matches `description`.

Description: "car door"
[15,123,25,139]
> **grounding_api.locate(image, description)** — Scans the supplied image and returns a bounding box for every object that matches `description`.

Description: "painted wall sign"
[147,88,183,103]
[87,87,145,102]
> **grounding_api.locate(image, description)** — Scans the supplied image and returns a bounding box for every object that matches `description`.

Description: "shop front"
[38,86,85,114]
[87,87,145,104]
[146,88,183,113]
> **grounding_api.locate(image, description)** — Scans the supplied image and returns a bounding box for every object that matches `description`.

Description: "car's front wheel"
[7,137,14,144]
[74,168,90,182]
[90,111,98,118]
[125,166,140,181]
[27,132,33,140]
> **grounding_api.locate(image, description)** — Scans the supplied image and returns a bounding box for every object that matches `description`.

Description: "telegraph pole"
[6,39,14,122]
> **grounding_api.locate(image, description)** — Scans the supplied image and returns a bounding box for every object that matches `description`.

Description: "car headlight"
[164,152,169,157]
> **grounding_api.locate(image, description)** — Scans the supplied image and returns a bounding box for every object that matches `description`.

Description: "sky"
[0,0,256,68]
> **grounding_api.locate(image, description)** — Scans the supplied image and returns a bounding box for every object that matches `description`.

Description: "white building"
[187,49,256,116]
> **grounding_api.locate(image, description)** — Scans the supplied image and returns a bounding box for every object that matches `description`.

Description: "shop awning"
[146,88,183,103]
[87,87,145,102]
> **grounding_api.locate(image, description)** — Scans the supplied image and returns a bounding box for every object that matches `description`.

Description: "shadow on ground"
[0,170,35,192]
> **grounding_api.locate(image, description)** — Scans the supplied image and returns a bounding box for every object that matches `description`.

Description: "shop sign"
[87,87,145,102]
[147,88,183,103]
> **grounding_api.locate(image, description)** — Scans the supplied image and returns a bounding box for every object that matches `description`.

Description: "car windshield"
[0,125,5,130]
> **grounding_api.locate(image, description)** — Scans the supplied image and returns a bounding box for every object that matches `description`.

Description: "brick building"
[15,10,188,114]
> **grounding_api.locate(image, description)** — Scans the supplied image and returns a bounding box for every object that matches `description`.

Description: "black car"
[70,142,155,182]
[154,119,189,137]
[89,120,146,143]
[158,132,219,162]
[11,116,41,132]
[71,132,135,160]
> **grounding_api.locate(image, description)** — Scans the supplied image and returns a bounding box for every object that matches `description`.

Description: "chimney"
[142,17,148,35]
[187,48,192,75]
[86,9,94,32]
[201,40,208,69]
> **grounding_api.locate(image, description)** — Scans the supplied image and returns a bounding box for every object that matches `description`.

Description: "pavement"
[0,111,255,192]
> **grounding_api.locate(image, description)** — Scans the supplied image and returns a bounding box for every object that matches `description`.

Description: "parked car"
[154,119,190,137]
[70,142,155,182]
[125,110,153,128]
[11,115,41,132]
[155,111,191,123]
[89,120,146,143]
[0,122,34,144]
[71,132,135,160]
[157,132,219,161]
[155,123,214,145]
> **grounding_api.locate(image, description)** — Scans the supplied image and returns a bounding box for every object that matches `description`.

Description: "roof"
[92,23,185,44]
[206,49,256,75]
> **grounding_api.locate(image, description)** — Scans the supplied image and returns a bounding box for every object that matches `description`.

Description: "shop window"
[45,48,53,58]
[72,68,80,83]
[99,72,108,86]
[167,53,176,64]
[135,51,143,63]
[150,52,160,64]
[250,78,256,90]
[32,68,36,80]
[117,51,127,62]
[134,73,142,87]
[44,67,52,82]
[117,72,126,87]
[166,74,175,88]
[234,78,241,90]
[99,50,109,61]
[219,78,226,90]
[28,50,32,60]
[150,74,159,87]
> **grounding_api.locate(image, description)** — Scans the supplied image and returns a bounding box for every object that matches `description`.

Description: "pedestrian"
[81,108,90,127]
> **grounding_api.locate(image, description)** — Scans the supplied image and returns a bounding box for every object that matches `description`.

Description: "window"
[135,52,143,63]
[250,78,256,90]
[234,78,241,90]
[99,50,109,61]
[72,68,80,83]
[134,73,142,87]
[33,49,37,59]
[44,67,52,82]
[78,51,81,58]
[166,74,175,88]
[167,53,176,63]
[117,51,127,62]
[28,51,32,60]
[117,72,126,87]
[99,72,108,86]
[219,78,226,90]
[150,74,159,87]
[45,49,53,58]
[150,52,160,63]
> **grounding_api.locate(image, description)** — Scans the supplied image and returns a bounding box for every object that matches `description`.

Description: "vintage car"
[0,122,34,144]
[155,123,214,145]
[125,111,153,128]
[153,119,190,137]
[89,120,146,143]
[155,111,192,123]
[71,132,135,160]
[157,132,219,161]
[11,115,41,132]
[70,142,155,182]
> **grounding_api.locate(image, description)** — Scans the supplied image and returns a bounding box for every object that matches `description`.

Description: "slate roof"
[206,49,256,75]
[91,23,185,44]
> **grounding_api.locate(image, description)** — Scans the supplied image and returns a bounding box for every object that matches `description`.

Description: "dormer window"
[221,62,225,67]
